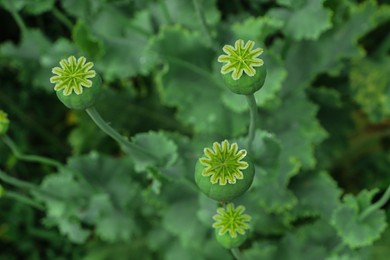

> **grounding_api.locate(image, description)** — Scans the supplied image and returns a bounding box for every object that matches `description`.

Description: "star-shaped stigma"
[212,203,251,238]
[218,39,264,80]
[50,56,96,96]
[199,140,248,185]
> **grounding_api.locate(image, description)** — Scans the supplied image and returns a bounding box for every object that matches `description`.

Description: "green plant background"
[1,0,390,259]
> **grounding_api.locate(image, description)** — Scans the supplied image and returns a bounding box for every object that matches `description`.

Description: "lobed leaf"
[331,190,388,248]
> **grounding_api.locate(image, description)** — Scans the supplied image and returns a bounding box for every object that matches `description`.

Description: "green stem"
[1,135,64,169]
[230,247,244,260]
[158,0,173,24]
[85,106,158,161]
[359,184,390,221]
[0,170,62,201]
[192,0,218,51]
[9,8,27,35]
[4,191,45,210]
[52,7,73,30]
[246,94,258,151]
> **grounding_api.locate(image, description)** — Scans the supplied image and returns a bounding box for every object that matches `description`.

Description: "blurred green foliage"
[1,0,390,259]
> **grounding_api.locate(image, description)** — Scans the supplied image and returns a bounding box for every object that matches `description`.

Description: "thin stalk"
[52,7,73,30]
[359,184,390,221]
[10,9,27,35]
[231,247,244,260]
[192,0,218,51]
[85,106,158,161]
[0,170,62,201]
[1,135,63,169]
[4,191,45,210]
[246,94,258,151]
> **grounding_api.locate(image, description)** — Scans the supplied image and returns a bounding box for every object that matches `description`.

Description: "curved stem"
[10,9,27,35]
[4,191,45,210]
[1,135,64,169]
[0,170,62,201]
[231,247,244,260]
[246,94,258,151]
[359,184,390,221]
[192,0,218,51]
[85,106,158,161]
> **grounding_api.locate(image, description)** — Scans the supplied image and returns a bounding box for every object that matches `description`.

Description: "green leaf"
[91,8,157,80]
[307,87,343,108]
[67,152,139,209]
[236,130,301,213]
[87,194,137,242]
[0,0,25,11]
[0,0,55,14]
[0,30,78,92]
[290,171,342,219]
[60,0,105,18]
[156,0,220,31]
[72,20,105,59]
[270,0,332,40]
[276,220,340,259]
[23,0,55,15]
[282,0,380,94]
[231,16,283,44]
[262,90,328,169]
[256,176,299,213]
[47,218,90,244]
[331,189,388,248]
[130,131,178,172]
[0,29,51,83]
[254,48,287,109]
[243,241,277,260]
[249,130,281,169]
[252,157,301,213]
[37,171,91,244]
[36,153,142,243]
[250,205,293,235]
[149,25,247,136]
[162,199,207,248]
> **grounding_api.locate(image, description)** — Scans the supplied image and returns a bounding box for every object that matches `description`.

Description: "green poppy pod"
[56,75,102,110]
[50,56,102,110]
[222,63,266,95]
[194,140,254,202]
[218,39,267,95]
[215,230,248,249]
[212,203,251,249]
